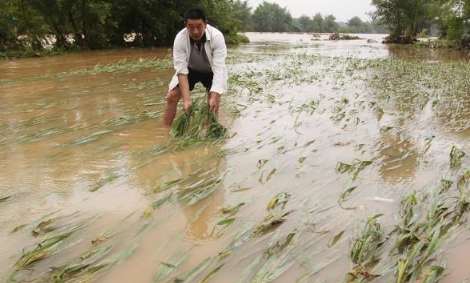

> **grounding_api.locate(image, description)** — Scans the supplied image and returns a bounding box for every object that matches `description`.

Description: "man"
[163,8,228,127]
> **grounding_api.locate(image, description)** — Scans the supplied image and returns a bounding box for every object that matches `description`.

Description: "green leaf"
[254,211,293,236]
[221,202,246,215]
[450,146,466,169]
[257,159,268,169]
[439,179,453,194]
[304,140,315,147]
[175,257,213,282]
[153,250,190,282]
[422,265,445,283]
[336,162,351,174]
[217,218,236,226]
[266,168,277,182]
[339,186,357,202]
[328,230,345,247]
[154,178,184,192]
[92,212,135,245]
[199,265,224,283]
[266,193,291,211]
[350,159,373,180]
[395,259,408,283]
[0,195,12,204]
[88,245,137,274]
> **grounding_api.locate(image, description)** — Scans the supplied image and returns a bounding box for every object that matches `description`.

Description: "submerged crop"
[169,98,228,142]
[3,42,470,283]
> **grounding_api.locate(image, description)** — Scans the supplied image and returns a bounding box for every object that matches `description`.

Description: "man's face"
[186,19,207,41]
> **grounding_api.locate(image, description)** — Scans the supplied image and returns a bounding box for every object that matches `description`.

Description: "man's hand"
[183,99,192,112]
[209,92,221,113]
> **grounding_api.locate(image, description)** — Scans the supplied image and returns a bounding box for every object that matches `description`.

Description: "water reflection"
[376,131,418,183]
[179,149,226,241]
[386,43,469,62]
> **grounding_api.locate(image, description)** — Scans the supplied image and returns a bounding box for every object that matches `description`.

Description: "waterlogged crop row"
[3,49,470,283]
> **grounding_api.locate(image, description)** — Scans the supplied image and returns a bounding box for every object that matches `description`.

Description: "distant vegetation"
[236,1,387,34]
[372,0,470,46]
[0,0,385,57]
[1,0,469,57]
[0,0,247,54]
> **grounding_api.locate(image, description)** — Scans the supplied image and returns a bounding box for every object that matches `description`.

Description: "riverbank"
[0,47,75,59]
[0,34,250,60]
[415,38,470,50]
[3,33,468,60]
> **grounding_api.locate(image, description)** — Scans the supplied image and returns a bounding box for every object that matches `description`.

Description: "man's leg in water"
[163,87,182,127]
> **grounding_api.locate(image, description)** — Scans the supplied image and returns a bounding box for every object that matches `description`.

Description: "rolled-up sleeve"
[173,33,189,75]
[210,33,227,94]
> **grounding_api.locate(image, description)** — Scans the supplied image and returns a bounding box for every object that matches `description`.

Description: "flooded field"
[1,33,470,283]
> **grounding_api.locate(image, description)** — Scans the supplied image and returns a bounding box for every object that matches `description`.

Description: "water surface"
[1,33,469,283]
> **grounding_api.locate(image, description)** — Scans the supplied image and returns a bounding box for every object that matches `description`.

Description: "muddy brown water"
[1,33,469,283]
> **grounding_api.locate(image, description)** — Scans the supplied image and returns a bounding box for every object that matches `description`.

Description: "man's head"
[185,8,207,41]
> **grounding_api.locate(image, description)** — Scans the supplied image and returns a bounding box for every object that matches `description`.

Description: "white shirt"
[168,24,228,94]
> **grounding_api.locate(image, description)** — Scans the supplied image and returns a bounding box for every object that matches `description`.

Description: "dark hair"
[185,8,206,22]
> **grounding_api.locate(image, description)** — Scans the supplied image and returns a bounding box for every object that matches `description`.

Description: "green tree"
[109,0,189,47]
[0,1,16,50]
[324,14,339,33]
[70,0,116,49]
[253,1,293,32]
[373,0,470,45]
[347,16,365,33]
[1,0,49,50]
[297,15,313,32]
[426,0,450,37]
[372,0,430,38]
[443,0,470,45]
[203,0,237,34]
[230,0,253,31]
[312,13,324,32]
[27,0,71,48]
[369,17,389,33]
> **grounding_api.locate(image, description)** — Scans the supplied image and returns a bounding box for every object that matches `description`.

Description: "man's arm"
[173,33,191,112]
[209,31,227,112]
[178,74,191,112]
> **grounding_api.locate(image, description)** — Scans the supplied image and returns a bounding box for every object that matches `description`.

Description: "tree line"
[0,0,246,52]
[235,0,470,47]
[235,1,386,33]
[1,0,469,54]
[0,0,384,54]
[372,0,470,46]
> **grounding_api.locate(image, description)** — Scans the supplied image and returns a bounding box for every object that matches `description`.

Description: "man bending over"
[163,8,228,127]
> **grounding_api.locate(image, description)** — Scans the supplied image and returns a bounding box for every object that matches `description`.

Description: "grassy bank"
[0,34,250,59]
[415,39,468,50]
[0,47,77,59]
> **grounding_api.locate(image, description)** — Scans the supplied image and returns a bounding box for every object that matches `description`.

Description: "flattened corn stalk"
[169,99,228,141]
